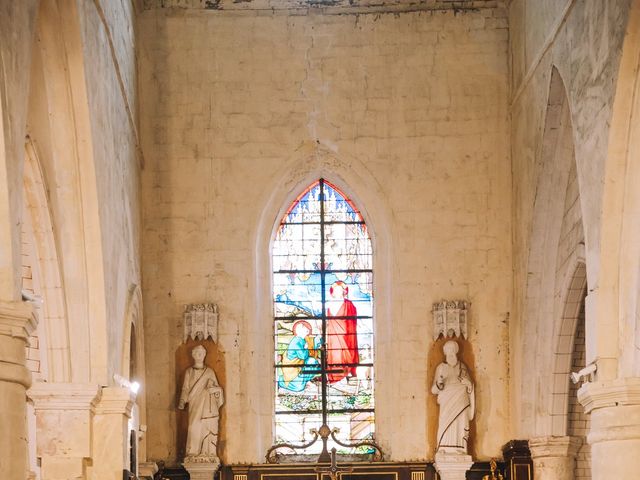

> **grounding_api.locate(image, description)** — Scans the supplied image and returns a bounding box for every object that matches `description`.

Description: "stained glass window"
[273,179,374,455]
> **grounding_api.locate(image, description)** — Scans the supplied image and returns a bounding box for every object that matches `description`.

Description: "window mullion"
[319,178,328,427]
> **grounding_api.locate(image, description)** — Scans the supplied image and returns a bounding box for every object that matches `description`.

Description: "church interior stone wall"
[139,4,512,464]
[1,0,640,479]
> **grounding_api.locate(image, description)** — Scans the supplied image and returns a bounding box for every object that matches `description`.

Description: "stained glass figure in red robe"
[326,280,359,383]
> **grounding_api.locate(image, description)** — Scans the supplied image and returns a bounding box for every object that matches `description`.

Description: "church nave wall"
[139,4,512,464]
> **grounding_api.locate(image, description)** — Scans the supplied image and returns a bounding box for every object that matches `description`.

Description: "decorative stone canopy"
[183,303,219,343]
[432,300,468,341]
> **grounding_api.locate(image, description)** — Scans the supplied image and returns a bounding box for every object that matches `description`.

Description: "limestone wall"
[509,0,632,437]
[140,5,512,464]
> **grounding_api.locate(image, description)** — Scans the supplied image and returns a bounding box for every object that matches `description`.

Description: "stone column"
[92,387,136,480]
[529,436,581,480]
[28,383,101,480]
[578,378,640,480]
[0,301,37,480]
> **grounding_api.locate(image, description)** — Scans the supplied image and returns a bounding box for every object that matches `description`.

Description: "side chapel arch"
[121,283,147,464]
[516,66,583,437]
[549,261,587,432]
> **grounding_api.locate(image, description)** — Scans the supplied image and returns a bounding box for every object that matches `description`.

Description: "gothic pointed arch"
[24,0,110,384]
[514,66,583,436]
[272,178,376,455]
[23,138,71,382]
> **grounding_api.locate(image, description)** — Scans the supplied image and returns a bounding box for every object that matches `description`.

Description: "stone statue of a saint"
[431,340,475,454]
[178,345,224,461]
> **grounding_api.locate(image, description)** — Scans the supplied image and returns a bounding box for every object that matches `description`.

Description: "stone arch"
[516,66,580,437]
[597,0,640,379]
[23,138,71,382]
[121,284,148,462]
[24,0,109,384]
[121,284,145,383]
[549,261,587,433]
[242,145,396,462]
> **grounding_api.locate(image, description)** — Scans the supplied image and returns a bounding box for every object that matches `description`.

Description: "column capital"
[94,386,136,417]
[578,377,640,413]
[28,382,102,411]
[529,436,581,459]
[0,300,36,339]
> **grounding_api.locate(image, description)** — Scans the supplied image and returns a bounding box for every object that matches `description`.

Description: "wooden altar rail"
[221,460,510,480]
[150,440,532,480]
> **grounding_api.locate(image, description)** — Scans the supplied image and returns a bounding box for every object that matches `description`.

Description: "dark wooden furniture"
[222,460,507,480]
[502,441,532,480]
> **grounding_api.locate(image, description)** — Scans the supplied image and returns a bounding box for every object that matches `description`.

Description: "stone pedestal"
[138,462,159,479]
[433,452,473,480]
[183,458,221,480]
[579,378,640,480]
[28,382,101,480]
[529,436,581,480]
[0,301,36,480]
[92,387,137,479]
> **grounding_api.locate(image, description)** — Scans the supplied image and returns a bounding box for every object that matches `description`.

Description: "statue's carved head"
[443,340,459,365]
[192,345,207,363]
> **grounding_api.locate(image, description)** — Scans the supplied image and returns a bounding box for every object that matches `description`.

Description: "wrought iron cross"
[315,448,352,480]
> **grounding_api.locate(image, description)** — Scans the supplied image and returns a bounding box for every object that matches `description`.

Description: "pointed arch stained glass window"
[273,179,374,455]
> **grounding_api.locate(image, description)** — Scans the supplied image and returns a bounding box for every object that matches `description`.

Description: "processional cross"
[315,448,352,480]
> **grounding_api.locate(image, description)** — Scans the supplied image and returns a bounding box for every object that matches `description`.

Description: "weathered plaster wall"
[139,6,512,464]
[509,0,632,437]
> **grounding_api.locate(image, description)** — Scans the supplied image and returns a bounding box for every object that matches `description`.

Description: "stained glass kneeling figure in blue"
[278,320,322,392]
